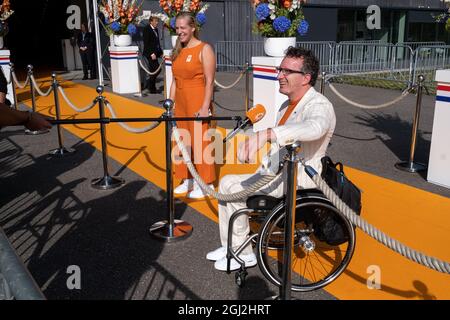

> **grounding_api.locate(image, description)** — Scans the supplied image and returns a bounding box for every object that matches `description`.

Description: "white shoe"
[206,246,227,261]
[187,183,213,199]
[174,179,193,195]
[214,253,257,272]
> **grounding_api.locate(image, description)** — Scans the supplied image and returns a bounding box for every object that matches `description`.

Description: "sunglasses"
[276,67,307,76]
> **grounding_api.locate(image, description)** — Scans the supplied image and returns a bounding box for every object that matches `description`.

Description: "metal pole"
[395,75,427,173]
[9,63,18,110]
[92,0,104,86]
[279,143,300,300]
[25,65,49,136]
[49,73,75,157]
[0,228,45,300]
[91,85,125,190]
[149,99,193,242]
[245,62,250,112]
[320,71,326,95]
[28,65,36,112]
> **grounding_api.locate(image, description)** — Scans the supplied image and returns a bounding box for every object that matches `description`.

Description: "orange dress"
[172,42,216,184]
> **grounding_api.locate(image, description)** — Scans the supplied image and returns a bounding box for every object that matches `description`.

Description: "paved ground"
[1,69,449,300]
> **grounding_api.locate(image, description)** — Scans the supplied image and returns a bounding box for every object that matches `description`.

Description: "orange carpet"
[16,77,450,300]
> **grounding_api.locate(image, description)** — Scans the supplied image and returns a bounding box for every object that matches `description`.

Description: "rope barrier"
[104,100,162,133]
[30,75,53,97]
[304,165,450,274]
[172,126,281,202]
[328,82,412,109]
[214,70,246,90]
[12,72,30,89]
[138,58,164,76]
[58,86,98,113]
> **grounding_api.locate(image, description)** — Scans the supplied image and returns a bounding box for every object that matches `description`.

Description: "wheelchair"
[226,188,356,291]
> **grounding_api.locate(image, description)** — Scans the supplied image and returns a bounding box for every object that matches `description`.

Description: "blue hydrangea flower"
[273,16,291,34]
[255,3,270,21]
[127,24,137,35]
[170,17,176,30]
[196,12,207,26]
[297,20,309,36]
[111,21,121,32]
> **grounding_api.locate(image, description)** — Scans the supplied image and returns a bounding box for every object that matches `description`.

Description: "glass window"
[337,9,355,42]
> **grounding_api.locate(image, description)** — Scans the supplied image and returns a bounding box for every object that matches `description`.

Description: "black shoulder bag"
[313,156,362,245]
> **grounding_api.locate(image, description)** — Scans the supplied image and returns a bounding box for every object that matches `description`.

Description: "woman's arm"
[169,77,177,104]
[196,43,216,117]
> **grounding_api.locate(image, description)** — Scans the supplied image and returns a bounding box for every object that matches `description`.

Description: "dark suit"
[77,31,96,79]
[142,24,163,92]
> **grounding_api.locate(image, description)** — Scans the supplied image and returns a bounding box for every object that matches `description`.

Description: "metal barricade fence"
[332,43,415,84]
[413,45,450,86]
[215,40,336,73]
[215,40,450,87]
[216,41,264,72]
[400,41,446,51]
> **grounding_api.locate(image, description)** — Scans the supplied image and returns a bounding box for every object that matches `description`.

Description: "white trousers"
[218,173,285,256]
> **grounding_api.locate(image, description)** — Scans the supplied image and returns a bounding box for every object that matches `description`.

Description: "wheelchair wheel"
[256,193,356,292]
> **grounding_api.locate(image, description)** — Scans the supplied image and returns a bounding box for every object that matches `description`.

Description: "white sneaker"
[214,253,257,272]
[174,179,194,195]
[187,182,213,199]
[206,246,227,261]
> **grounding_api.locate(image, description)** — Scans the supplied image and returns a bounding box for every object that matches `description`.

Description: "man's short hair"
[285,46,320,87]
[149,16,159,22]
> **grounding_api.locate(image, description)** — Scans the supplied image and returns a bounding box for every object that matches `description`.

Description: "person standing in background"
[77,23,96,80]
[142,16,163,94]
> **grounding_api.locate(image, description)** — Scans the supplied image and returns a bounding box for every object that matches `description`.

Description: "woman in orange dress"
[170,12,216,199]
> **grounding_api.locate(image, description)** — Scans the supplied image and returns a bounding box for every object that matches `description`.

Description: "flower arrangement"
[100,0,148,36]
[0,0,14,37]
[434,0,450,32]
[156,0,209,35]
[251,0,309,38]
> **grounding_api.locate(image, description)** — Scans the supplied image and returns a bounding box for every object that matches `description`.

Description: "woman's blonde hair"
[171,12,200,62]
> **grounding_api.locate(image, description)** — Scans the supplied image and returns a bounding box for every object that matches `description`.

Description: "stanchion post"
[48,73,75,157]
[25,65,49,135]
[28,65,36,112]
[395,75,427,173]
[279,142,300,300]
[245,62,250,112]
[91,85,125,190]
[9,62,18,110]
[163,59,167,99]
[320,71,326,95]
[149,99,193,242]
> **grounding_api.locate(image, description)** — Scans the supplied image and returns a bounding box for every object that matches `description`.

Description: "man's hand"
[237,129,273,164]
[25,112,53,131]
[151,53,157,60]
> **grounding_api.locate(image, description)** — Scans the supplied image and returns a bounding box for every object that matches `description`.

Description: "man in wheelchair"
[207,47,337,272]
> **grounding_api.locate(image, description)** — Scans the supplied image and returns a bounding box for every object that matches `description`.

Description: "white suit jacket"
[258,86,336,189]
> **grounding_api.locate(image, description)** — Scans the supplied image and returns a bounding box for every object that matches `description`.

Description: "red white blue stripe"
[110,51,138,60]
[436,83,450,104]
[253,66,278,81]
[0,56,10,65]
[164,56,172,67]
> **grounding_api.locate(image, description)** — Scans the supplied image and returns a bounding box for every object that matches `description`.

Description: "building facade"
[140,0,449,47]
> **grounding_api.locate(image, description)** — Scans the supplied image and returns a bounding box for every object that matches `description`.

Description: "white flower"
[199,4,209,14]
[270,13,276,20]
[182,0,191,11]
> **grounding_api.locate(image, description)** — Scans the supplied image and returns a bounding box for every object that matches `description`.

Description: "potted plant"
[251,0,309,57]
[100,0,148,46]
[156,0,209,48]
[0,0,14,49]
[434,1,450,32]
